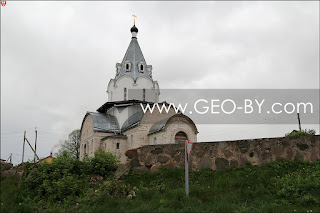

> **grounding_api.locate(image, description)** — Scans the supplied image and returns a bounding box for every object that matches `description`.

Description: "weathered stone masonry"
[124,135,320,173]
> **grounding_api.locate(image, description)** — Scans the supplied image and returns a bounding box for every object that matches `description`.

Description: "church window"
[143,89,146,101]
[84,144,87,154]
[124,88,127,101]
[131,135,133,147]
[125,60,131,72]
[154,137,157,145]
[138,61,144,73]
[116,142,120,149]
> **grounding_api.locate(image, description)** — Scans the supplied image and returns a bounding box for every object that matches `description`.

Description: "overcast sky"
[1,1,319,165]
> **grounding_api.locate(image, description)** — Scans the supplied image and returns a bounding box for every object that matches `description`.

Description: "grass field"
[1,160,319,212]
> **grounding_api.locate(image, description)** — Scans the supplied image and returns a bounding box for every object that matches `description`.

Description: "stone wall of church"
[124,127,148,150]
[80,132,112,159]
[80,114,114,160]
[123,106,178,149]
[124,135,320,173]
[80,115,95,159]
[148,119,197,145]
[103,137,128,163]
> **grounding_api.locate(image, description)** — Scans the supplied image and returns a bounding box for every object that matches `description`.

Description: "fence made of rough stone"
[122,135,320,174]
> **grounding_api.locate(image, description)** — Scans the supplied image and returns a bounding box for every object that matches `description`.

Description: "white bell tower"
[107,20,160,103]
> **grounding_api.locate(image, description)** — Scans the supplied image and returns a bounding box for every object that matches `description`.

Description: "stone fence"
[123,135,320,173]
[0,161,25,178]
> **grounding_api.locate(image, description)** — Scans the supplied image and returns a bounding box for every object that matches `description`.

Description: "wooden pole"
[297,113,301,131]
[25,138,40,160]
[10,153,12,163]
[34,127,37,163]
[22,130,26,163]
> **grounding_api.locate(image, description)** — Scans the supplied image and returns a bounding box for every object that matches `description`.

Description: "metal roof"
[148,117,171,135]
[88,112,120,133]
[121,110,144,132]
[148,114,199,135]
[112,36,154,84]
[117,38,149,82]
[97,100,153,113]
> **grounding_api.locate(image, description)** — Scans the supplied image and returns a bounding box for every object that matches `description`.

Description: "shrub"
[22,151,89,203]
[22,150,119,205]
[88,149,120,177]
[285,129,316,137]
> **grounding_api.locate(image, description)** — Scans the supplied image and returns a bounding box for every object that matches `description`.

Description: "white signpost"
[185,140,193,197]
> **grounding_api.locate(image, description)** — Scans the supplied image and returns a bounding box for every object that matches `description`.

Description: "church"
[80,22,198,163]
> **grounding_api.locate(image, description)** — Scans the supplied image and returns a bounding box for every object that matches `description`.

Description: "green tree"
[58,129,81,160]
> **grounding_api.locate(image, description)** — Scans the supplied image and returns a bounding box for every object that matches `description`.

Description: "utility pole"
[34,127,38,163]
[25,137,40,161]
[297,113,301,131]
[22,130,40,163]
[22,130,26,163]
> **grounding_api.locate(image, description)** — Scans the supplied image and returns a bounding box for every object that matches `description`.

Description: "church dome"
[130,25,138,33]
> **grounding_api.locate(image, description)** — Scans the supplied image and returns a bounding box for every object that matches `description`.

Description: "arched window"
[124,88,127,101]
[153,137,157,145]
[87,143,89,154]
[143,89,146,101]
[125,61,131,72]
[84,144,87,154]
[116,143,120,149]
[138,61,144,73]
[174,131,188,144]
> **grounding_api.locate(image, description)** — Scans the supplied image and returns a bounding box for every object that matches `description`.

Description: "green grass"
[0,176,30,213]
[1,160,319,212]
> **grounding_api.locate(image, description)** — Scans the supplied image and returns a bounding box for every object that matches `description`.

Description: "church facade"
[80,24,198,163]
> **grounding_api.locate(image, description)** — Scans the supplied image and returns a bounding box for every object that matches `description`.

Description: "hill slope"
[1,160,319,212]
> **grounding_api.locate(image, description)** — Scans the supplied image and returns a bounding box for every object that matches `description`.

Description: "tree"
[57,129,81,160]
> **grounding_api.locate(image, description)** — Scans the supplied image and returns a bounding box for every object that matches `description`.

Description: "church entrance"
[175,131,188,144]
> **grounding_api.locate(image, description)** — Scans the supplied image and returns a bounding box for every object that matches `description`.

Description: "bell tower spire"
[107,20,160,103]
